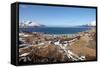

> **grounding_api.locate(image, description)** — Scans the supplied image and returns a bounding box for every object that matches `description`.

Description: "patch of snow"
[19,21,44,27]
[19,52,30,57]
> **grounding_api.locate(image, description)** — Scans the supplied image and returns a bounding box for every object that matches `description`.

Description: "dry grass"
[67,33,96,60]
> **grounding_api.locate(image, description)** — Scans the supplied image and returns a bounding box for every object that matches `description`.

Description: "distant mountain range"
[19,21,96,28]
[77,22,96,28]
[19,21,45,28]
[84,21,96,27]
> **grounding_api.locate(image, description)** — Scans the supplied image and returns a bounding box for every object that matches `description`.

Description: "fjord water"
[19,27,90,34]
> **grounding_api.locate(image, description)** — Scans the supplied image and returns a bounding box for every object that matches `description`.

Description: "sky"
[19,4,96,27]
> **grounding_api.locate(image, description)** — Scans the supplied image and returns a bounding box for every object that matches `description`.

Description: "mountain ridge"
[19,21,96,28]
[19,21,46,28]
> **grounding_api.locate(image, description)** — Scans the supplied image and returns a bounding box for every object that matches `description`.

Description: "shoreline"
[19,27,96,63]
[19,27,91,35]
[19,28,92,38]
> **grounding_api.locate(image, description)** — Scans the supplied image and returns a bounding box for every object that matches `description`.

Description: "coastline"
[18,27,96,64]
[19,27,91,34]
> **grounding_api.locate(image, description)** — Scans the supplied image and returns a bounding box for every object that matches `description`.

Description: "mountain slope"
[19,21,45,28]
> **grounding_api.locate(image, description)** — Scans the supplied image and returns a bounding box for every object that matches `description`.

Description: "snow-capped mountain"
[82,21,96,27]
[76,21,96,28]
[87,21,96,26]
[19,21,45,28]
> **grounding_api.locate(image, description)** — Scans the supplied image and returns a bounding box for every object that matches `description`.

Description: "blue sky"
[19,4,96,27]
